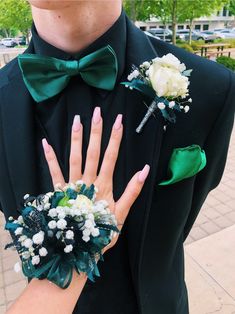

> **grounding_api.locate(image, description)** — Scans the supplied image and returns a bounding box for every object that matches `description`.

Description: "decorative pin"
[136,99,158,133]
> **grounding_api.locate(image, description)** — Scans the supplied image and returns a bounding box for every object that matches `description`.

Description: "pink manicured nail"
[114,114,123,130]
[73,115,81,132]
[138,164,150,183]
[42,138,50,153]
[93,107,101,124]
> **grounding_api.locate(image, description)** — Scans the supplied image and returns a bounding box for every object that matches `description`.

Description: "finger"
[115,164,150,227]
[42,138,65,188]
[98,114,123,182]
[69,115,83,182]
[83,107,102,184]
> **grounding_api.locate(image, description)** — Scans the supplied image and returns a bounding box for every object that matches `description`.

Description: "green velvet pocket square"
[158,144,207,186]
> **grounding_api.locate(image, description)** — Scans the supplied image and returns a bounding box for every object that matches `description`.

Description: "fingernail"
[93,107,101,124]
[114,114,123,130]
[73,115,81,132]
[138,164,150,183]
[42,138,50,153]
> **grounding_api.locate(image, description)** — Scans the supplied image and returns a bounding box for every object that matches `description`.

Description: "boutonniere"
[122,53,192,133]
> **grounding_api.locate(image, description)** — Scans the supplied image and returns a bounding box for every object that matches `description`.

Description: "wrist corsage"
[4,181,119,288]
[122,53,192,133]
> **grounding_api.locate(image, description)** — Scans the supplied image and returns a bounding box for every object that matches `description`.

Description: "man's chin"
[28,0,79,10]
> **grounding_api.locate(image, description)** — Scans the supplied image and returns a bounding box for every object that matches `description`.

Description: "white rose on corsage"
[122,53,193,133]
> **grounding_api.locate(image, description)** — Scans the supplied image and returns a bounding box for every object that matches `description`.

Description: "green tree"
[0,0,32,42]
[123,0,153,21]
[179,0,229,44]
[123,0,230,45]
[226,0,235,26]
[227,0,235,15]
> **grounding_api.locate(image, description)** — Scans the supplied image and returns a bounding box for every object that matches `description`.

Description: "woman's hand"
[6,107,150,314]
[42,106,150,252]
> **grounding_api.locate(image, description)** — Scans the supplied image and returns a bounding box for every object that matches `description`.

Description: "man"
[0,1,234,314]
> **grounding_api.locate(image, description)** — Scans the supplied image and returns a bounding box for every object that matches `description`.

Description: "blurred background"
[0,0,235,68]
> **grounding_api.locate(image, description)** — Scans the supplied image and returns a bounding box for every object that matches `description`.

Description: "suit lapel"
[1,77,39,208]
[123,17,165,288]
[0,42,44,210]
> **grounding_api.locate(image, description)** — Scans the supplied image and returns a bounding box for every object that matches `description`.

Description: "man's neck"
[31,1,122,54]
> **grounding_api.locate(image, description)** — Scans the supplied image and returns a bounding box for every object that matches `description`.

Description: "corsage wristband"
[4,181,119,289]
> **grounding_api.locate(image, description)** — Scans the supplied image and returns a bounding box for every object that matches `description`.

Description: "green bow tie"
[18,45,118,102]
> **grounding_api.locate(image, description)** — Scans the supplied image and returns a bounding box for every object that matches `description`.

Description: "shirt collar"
[31,9,127,88]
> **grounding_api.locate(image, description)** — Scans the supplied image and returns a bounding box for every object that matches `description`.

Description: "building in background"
[136,7,235,31]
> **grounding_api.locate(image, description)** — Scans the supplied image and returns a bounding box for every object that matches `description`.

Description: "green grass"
[177,38,235,51]
[14,45,28,48]
[176,42,194,53]
[216,56,235,71]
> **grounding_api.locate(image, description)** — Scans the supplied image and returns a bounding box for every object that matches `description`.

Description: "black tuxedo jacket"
[0,17,235,314]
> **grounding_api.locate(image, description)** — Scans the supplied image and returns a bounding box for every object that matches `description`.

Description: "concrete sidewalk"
[185,126,235,313]
[0,127,234,313]
[185,225,235,314]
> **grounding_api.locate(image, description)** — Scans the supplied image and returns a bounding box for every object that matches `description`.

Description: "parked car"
[1,38,17,47]
[200,31,225,41]
[177,30,200,41]
[213,28,225,33]
[177,30,223,42]
[147,28,185,42]
[214,29,235,39]
[14,36,26,45]
[144,31,161,40]
[147,28,172,42]
[176,30,209,41]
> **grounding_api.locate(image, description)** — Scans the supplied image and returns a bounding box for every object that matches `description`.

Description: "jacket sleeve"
[183,69,235,240]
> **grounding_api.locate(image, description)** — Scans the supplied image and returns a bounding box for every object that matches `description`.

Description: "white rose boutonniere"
[149,54,189,98]
[122,53,192,133]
